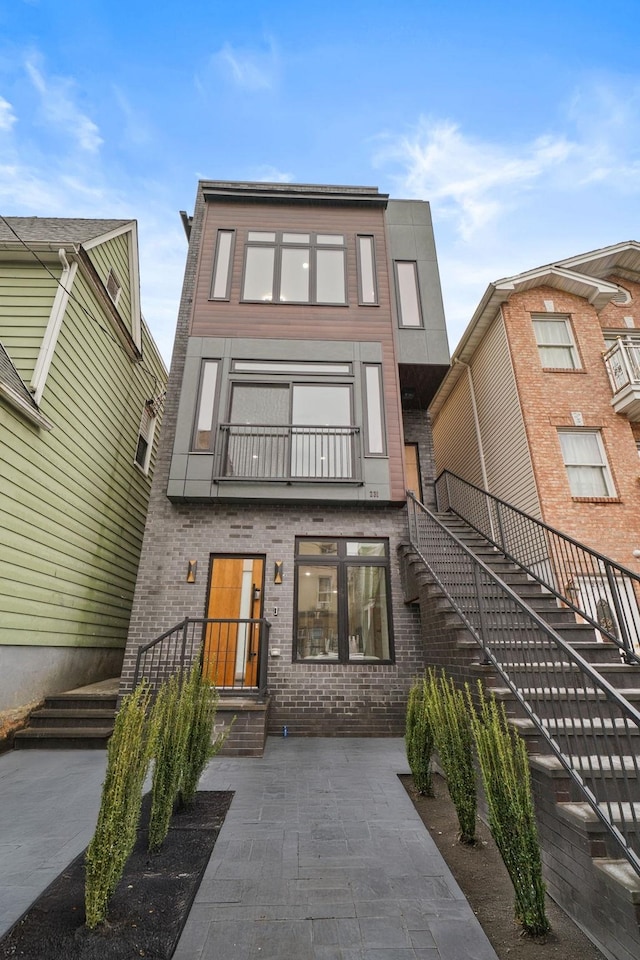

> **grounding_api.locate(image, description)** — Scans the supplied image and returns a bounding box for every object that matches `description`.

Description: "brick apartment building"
[430,242,640,644]
[120,180,450,735]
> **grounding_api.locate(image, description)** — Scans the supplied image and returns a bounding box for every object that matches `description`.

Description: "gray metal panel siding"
[471,314,541,518]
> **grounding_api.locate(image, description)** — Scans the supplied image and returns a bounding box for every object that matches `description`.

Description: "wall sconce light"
[187,560,197,583]
[274,561,283,584]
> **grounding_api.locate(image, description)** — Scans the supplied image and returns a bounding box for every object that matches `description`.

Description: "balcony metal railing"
[407,492,640,877]
[604,338,640,393]
[215,423,361,481]
[132,617,271,697]
[435,470,640,664]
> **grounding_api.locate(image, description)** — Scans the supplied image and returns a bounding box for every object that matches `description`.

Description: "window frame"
[192,360,221,452]
[363,363,386,456]
[241,231,347,306]
[209,229,235,301]
[134,401,157,475]
[532,315,581,370]
[558,428,616,499]
[356,234,378,305]
[293,537,393,664]
[394,260,423,328]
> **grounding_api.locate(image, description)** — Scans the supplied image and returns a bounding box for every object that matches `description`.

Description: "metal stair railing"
[407,492,640,876]
[435,470,640,665]
[132,617,271,698]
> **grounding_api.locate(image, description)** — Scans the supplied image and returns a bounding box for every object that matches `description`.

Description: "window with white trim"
[558,430,615,497]
[242,232,346,304]
[395,261,422,327]
[532,317,580,369]
[134,402,157,474]
[210,230,235,300]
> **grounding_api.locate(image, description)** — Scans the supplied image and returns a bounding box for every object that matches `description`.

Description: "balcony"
[215,423,361,482]
[603,339,640,421]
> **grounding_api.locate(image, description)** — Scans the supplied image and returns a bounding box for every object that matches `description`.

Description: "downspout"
[453,358,497,542]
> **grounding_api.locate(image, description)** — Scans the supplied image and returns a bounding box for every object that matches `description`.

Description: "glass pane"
[358,236,376,304]
[317,235,344,245]
[538,345,576,369]
[297,540,338,555]
[292,385,351,425]
[364,365,384,454]
[559,432,602,466]
[212,231,233,299]
[247,231,276,241]
[316,249,346,304]
[346,542,386,556]
[233,361,351,374]
[280,247,310,302]
[347,565,389,659]
[296,565,339,659]
[282,233,310,243]
[230,384,289,424]
[195,361,218,450]
[243,246,275,300]
[533,319,572,345]
[566,466,609,497]
[396,262,421,326]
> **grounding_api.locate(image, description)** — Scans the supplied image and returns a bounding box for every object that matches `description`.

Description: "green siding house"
[0,217,167,712]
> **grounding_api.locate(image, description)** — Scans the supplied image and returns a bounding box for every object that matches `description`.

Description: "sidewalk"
[0,739,498,960]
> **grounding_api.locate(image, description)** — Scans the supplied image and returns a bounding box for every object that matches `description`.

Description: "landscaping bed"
[402,773,606,960]
[0,791,233,960]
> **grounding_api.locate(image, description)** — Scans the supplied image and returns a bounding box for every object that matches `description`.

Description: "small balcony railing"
[215,423,361,481]
[603,339,640,420]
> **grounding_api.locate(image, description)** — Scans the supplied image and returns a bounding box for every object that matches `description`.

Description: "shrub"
[85,682,154,929]
[470,684,550,936]
[148,671,191,852]
[424,669,476,844]
[179,661,228,807]
[405,678,434,796]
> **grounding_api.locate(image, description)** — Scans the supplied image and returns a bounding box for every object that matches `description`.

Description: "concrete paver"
[0,739,498,960]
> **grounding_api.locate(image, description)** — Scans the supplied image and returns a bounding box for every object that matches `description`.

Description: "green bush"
[424,669,476,844]
[179,661,228,807]
[85,682,154,929]
[470,684,550,936]
[405,678,434,796]
[148,671,191,852]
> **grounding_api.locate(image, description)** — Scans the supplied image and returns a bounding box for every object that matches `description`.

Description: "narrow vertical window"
[357,236,377,304]
[135,402,156,474]
[243,246,275,301]
[194,361,219,451]
[210,230,234,300]
[316,248,346,304]
[396,261,422,327]
[364,364,385,454]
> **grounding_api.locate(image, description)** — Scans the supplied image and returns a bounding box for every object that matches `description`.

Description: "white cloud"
[252,165,294,183]
[25,54,103,153]
[213,40,279,91]
[0,96,16,131]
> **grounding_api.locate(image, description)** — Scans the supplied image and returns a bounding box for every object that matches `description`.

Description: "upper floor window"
[210,230,235,300]
[106,267,121,306]
[357,235,378,305]
[242,232,346,305]
[193,360,219,450]
[395,261,422,327]
[532,317,580,369]
[558,430,615,498]
[134,401,157,474]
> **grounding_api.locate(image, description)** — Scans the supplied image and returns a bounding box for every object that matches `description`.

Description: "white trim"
[0,381,52,429]
[83,221,142,350]
[30,250,78,405]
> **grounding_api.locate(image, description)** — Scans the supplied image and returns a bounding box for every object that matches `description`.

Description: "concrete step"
[26,708,116,729]
[13,726,114,749]
[529,753,640,803]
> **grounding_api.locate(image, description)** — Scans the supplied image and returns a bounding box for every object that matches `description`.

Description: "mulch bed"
[0,791,233,960]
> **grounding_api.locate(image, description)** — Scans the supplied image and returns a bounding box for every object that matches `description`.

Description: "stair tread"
[593,859,640,901]
[14,726,114,738]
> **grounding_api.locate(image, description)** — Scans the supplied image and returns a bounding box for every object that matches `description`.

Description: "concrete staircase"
[13,678,270,757]
[13,678,118,749]
[401,513,640,960]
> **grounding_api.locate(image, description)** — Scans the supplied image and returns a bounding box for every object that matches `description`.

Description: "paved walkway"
[0,740,498,960]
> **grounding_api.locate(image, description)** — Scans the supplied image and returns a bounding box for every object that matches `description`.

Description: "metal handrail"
[407,492,640,875]
[435,470,640,664]
[216,423,361,481]
[132,616,271,698]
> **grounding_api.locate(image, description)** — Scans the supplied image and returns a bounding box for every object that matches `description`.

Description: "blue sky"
[2,0,640,363]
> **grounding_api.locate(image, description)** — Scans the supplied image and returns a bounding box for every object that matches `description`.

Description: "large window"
[558,430,615,498]
[532,317,580,369]
[295,539,392,662]
[242,232,346,304]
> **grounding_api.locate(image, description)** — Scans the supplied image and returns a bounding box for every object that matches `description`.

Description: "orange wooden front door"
[204,557,264,687]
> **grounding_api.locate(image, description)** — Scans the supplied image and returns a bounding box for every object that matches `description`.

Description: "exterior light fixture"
[187,560,197,583]
[274,561,283,584]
